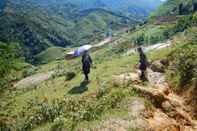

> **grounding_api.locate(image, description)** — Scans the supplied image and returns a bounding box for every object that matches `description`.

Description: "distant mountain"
[0,0,164,63]
[7,0,164,19]
[67,0,163,18]
[1,1,137,63]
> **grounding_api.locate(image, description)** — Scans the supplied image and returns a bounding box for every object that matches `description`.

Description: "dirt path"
[112,68,197,131]
[14,71,54,89]
[93,37,112,48]
[124,41,171,56]
[134,69,197,130]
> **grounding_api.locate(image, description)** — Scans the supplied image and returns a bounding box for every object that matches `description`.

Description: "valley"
[0,0,162,63]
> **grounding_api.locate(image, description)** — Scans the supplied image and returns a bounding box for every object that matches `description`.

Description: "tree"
[0,42,18,89]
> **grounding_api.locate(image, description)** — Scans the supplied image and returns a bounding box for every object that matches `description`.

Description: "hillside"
[0,0,164,63]
[0,2,136,62]
[151,0,197,17]
[0,0,197,131]
[67,0,163,19]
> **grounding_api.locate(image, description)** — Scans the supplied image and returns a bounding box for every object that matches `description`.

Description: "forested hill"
[0,0,163,63]
[67,0,164,18]
[0,1,134,62]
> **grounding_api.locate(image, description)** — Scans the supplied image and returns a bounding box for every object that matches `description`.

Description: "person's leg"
[85,73,89,81]
[140,70,144,80]
[141,70,147,81]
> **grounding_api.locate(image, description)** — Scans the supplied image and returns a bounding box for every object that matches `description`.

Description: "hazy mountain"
[8,0,164,19]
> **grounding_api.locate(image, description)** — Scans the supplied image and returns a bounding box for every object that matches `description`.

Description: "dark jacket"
[139,53,148,70]
[82,53,92,74]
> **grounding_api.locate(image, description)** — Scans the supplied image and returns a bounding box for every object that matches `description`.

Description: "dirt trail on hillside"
[91,67,197,131]
[129,69,197,130]
[14,41,171,90]
[124,41,171,56]
[14,71,54,89]
[141,69,197,130]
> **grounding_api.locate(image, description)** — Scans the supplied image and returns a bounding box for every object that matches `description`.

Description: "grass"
[35,47,67,64]
[0,40,175,130]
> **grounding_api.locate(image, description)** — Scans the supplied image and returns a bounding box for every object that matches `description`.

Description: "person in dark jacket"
[82,51,92,82]
[137,47,148,81]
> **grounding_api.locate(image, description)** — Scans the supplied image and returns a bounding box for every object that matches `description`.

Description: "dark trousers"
[84,73,89,81]
[140,70,147,81]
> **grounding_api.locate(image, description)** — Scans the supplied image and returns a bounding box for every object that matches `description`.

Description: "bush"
[167,43,197,88]
[50,116,67,131]
[20,88,130,130]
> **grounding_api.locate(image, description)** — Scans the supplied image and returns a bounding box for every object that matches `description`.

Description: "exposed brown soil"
[112,68,197,131]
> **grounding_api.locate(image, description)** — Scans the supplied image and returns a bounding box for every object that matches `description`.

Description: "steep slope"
[0,0,164,63]
[0,0,137,63]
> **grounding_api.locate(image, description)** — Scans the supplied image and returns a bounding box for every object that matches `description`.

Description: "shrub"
[167,43,197,88]
[50,116,67,131]
[20,88,130,130]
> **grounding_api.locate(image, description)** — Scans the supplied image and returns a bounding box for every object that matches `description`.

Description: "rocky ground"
[111,63,197,131]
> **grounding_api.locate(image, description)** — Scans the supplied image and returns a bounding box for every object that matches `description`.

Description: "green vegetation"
[0,45,139,130]
[164,13,197,37]
[167,43,197,89]
[151,0,197,17]
[0,38,174,130]
[0,42,22,90]
[35,47,66,64]
[0,2,137,63]
[20,87,134,130]
[126,12,197,46]
[0,0,197,130]
[129,24,171,45]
